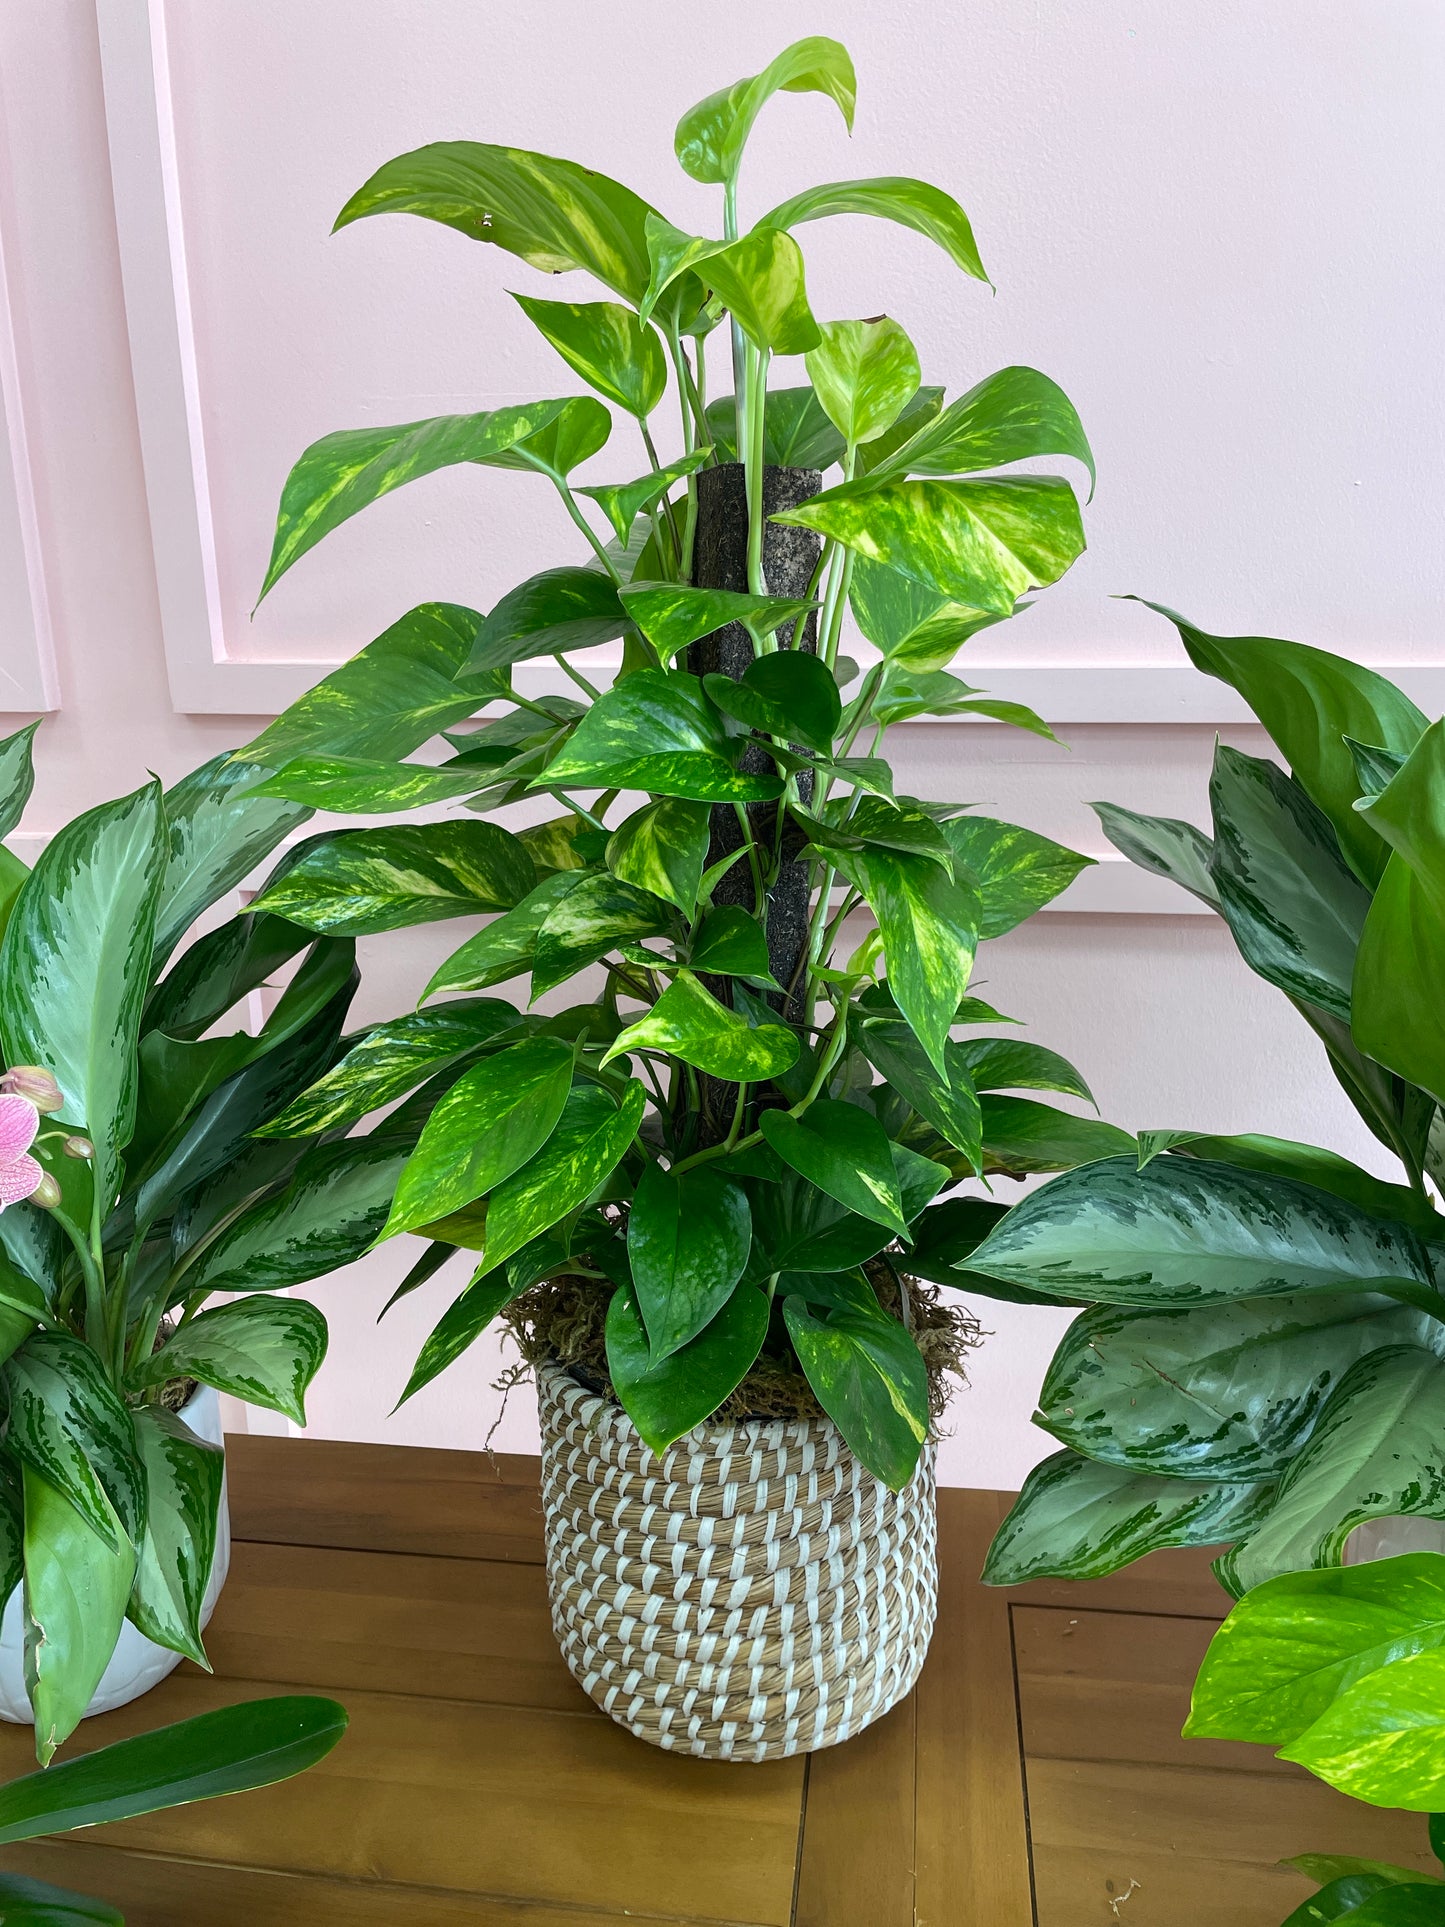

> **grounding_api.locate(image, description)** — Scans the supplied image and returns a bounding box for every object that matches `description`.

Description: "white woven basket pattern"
[537,1361,938,1761]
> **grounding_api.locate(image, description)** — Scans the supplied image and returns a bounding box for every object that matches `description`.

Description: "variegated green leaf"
[23,1466,136,1764]
[4,1335,142,1553]
[982,1449,1275,1585]
[605,797,710,916]
[1282,1649,1445,1811]
[674,36,855,185]
[618,582,814,663]
[512,294,666,417]
[540,668,783,802]
[861,364,1094,491]
[762,175,986,283]
[849,558,1010,673]
[126,1407,224,1666]
[578,453,710,544]
[804,317,920,447]
[481,1080,646,1271]
[155,754,309,964]
[531,872,675,997]
[260,400,610,598]
[422,872,587,999]
[944,815,1091,937]
[470,566,629,673]
[703,652,840,751]
[249,821,535,935]
[761,1101,907,1237]
[133,1299,327,1428]
[628,1163,752,1362]
[1092,798,1220,908]
[0,722,39,840]
[243,756,485,814]
[606,1280,770,1455]
[603,970,797,1082]
[784,1285,929,1490]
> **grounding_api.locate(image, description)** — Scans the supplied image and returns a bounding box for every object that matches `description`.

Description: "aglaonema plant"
[237,35,1123,1488]
[964,604,1445,1587]
[0,1695,346,1923]
[0,724,416,1761]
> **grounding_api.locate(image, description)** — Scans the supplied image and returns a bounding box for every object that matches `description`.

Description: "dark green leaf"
[704,385,846,468]
[1209,744,1370,1020]
[982,1450,1275,1585]
[422,872,586,998]
[470,566,629,673]
[784,1293,929,1489]
[855,1013,982,1166]
[250,820,534,935]
[1091,798,1219,907]
[628,1164,751,1360]
[761,1100,907,1236]
[4,1335,142,1551]
[956,1037,1093,1103]
[606,1280,769,1454]
[380,1036,574,1238]
[126,1406,224,1666]
[131,1296,328,1427]
[335,141,657,302]
[604,971,798,1082]
[0,781,164,1209]
[762,175,986,282]
[619,583,815,664]
[689,905,776,981]
[155,755,308,963]
[143,912,312,1044]
[396,1261,519,1407]
[178,1138,408,1297]
[0,1692,347,1839]
[22,1466,136,1764]
[482,1081,645,1272]
[1137,599,1428,888]
[0,1870,121,1922]
[703,652,841,752]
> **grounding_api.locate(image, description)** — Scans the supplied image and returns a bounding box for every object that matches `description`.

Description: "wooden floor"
[0,1440,1431,1925]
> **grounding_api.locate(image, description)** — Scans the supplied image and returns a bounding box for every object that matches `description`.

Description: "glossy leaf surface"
[620,583,815,663]
[944,815,1090,937]
[133,1297,328,1426]
[250,821,534,934]
[531,873,674,997]
[471,566,629,672]
[761,1101,907,1236]
[126,1407,224,1665]
[603,971,799,1081]
[784,1284,930,1489]
[4,1335,142,1552]
[861,364,1094,490]
[542,669,783,801]
[674,37,855,185]
[23,1467,135,1764]
[482,1081,645,1272]
[628,1163,752,1360]
[1092,798,1219,907]
[703,652,841,751]
[606,1281,769,1455]
[606,797,710,916]
[805,318,920,447]
[762,175,987,282]
[512,295,666,416]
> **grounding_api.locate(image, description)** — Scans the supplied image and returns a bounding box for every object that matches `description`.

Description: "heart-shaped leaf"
[512,295,666,417]
[542,668,783,802]
[628,1164,752,1361]
[250,821,535,935]
[805,317,920,447]
[470,566,630,673]
[481,1081,646,1272]
[603,971,798,1082]
[760,1100,907,1236]
[619,583,814,664]
[861,364,1094,491]
[606,1280,769,1454]
[703,652,841,751]
[674,37,855,186]
[606,797,711,917]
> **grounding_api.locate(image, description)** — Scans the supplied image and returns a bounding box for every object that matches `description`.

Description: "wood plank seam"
[1007,1603,1041,1927]
[788,1754,813,1927]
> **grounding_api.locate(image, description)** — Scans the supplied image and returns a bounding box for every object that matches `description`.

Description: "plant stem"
[552,654,602,700]
[723,182,748,461]
[744,346,770,596]
[551,476,621,583]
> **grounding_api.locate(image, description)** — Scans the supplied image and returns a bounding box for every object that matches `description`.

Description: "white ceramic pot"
[0,1384,231,1724]
[1346,1516,1445,1563]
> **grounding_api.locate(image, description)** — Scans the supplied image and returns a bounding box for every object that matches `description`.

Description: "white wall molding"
[0,157,59,714]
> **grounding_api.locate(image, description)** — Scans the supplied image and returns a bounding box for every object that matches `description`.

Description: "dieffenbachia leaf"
[1135,599,1428,889]
[966,1154,1435,1308]
[379,1036,574,1239]
[470,566,630,673]
[762,175,987,283]
[774,475,1086,617]
[126,1406,224,1666]
[259,399,611,599]
[860,364,1094,492]
[249,820,535,935]
[805,317,920,448]
[674,36,855,186]
[335,140,658,302]
[480,1080,646,1272]
[3,1334,143,1553]
[23,1465,135,1763]
[1039,1291,1443,1482]
[628,1163,752,1361]
[1208,744,1370,1021]
[0,781,164,1210]
[540,668,783,802]
[1092,798,1219,908]
[1219,1346,1445,1594]
[1354,720,1445,1106]
[981,1449,1275,1586]
[944,815,1091,937]
[511,294,666,417]
[154,755,308,965]
[606,1280,769,1455]
[0,722,38,840]
[131,1297,328,1428]
[1138,1132,1440,1234]
[602,971,798,1082]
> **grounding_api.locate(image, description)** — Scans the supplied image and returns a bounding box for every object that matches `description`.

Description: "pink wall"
[0,0,1441,1483]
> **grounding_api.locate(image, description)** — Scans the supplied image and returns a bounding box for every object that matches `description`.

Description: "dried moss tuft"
[501,1257,982,1432]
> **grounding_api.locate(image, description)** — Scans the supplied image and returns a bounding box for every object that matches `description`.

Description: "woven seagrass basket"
[537,1360,938,1761]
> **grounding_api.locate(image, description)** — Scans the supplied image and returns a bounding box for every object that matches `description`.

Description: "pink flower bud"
[1,1067,62,1114]
[61,1135,93,1160]
[29,1173,61,1209]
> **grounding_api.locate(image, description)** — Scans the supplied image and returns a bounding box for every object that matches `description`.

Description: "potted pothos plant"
[965,604,1445,1594]
[240,35,1120,1759]
[0,721,413,1763]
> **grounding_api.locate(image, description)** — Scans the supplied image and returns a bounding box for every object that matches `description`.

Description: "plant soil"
[501,1260,982,1431]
